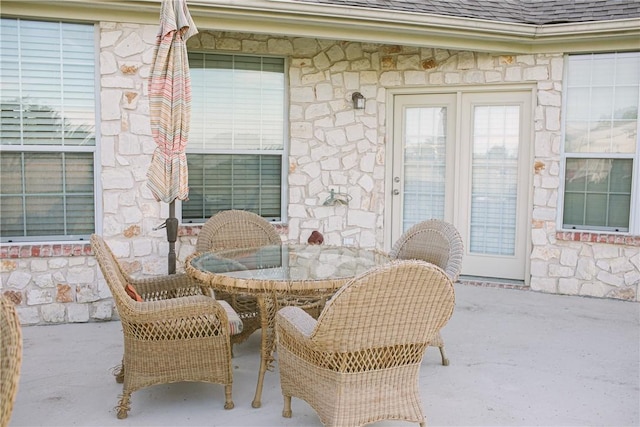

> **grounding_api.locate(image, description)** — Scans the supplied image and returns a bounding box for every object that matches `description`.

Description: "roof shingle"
[292,0,640,24]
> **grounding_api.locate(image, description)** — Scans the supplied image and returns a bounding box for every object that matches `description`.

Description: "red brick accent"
[0,243,93,259]
[555,231,640,246]
[2,223,290,259]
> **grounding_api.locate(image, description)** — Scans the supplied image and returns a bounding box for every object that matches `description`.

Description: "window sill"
[555,231,640,246]
[0,243,93,259]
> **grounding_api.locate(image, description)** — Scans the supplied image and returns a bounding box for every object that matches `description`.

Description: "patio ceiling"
[2,0,640,53]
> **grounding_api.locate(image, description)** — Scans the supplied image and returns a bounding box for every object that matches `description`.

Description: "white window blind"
[185,53,285,222]
[561,52,639,233]
[402,106,447,231]
[0,19,96,242]
[470,105,520,256]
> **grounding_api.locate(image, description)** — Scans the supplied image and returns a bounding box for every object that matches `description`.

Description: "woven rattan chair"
[389,219,463,366]
[196,210,282,344]
[276,259,455,427]
[1,296,22,427]
[91,234,236,419]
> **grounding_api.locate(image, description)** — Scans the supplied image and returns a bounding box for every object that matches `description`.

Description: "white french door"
[389,89,532,281]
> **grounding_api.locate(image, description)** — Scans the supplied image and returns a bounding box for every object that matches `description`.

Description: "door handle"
[393,189,400,195]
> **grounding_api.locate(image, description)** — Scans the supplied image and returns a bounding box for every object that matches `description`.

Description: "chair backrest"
[389,219,464,282]
[195,210,282,253]
[311,260,455,353]
[1,296,22,427]
[90,234,137,317]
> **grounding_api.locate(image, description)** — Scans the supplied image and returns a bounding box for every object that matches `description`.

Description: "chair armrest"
[128,274,207,300]
[124,295,230,330]
[276,306,317,340]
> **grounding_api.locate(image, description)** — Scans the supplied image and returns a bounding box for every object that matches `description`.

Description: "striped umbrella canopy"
[147,0,198,203]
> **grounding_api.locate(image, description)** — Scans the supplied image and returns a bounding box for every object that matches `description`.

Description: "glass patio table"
[185,244,391,408]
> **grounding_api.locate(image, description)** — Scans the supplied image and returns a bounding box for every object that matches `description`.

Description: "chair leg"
[439,345,450,366]
[112,361,124,384]
[224,385,234,409]
[116,392,131,419]
[282,395,292,418]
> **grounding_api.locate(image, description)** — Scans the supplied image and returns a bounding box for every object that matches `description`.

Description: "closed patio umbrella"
[147,0,198,274]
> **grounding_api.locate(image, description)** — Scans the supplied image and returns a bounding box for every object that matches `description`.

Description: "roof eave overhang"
[2,0,639,54]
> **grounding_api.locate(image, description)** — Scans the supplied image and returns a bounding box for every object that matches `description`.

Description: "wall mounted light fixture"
[352,92,365,109]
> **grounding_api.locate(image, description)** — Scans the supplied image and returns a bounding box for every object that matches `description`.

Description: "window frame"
[558,52,640,235]
[0,18,101,244]
[179,51,289,224]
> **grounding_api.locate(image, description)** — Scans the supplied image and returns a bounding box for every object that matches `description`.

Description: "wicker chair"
[196,210,282,345]
[1,296,22,427]
[91,234,236,419]
[389,219,463,366]
[276,260,455,427]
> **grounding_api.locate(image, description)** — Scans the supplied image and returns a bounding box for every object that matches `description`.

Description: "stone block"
[34,273,54,288]
[379,71,402,86]
[606,286,636,301]
[624,270,640,286]
[77,284,100,303]
[16,306,40,325]
[558,278,580,295]
[575,258,596,280]
[67,266,95,285]
[579,282,609,298]
[596,271,624,287]
[114,32,145,57]
[57,284,74,303]
[523,66,549,81]
[101,90,122,120]
[548,264,574,277]
[41,302,65,323]
[593,244,620,259]
[404,71,427,85]
[89,300,113,320]
[609,257,634,274]
[101,30,122,48]
[530,277,556,293]
[560,248,579,267]
[8,271,31,289]
[347,210,376,228]
[67,304,90,323]
[531,228,548,245]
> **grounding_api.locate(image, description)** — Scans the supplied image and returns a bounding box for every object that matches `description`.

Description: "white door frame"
[384,84,535,284]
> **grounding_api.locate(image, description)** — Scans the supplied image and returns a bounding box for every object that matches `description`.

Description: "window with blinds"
[0,19,96,242]
[184,53,285,222]
[561,52,639,233]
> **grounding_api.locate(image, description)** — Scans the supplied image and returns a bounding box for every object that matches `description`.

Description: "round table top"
[186,244,391,295]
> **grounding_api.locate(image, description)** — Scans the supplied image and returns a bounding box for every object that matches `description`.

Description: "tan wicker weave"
[91,234,234,419]
[275,259,455,427]
[196,210,282,346]
[186,244,391,408]
[0,296,22,427]
[389,219,464,366]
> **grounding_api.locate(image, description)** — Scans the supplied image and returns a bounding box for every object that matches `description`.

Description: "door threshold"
[458,275,528,290]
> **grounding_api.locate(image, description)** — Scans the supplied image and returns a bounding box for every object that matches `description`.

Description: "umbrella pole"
[166,201,178,274]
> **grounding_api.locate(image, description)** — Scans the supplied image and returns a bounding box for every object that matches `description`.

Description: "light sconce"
[352,91,365,110]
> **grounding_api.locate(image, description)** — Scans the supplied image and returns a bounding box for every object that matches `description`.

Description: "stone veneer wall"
[1,22,638,325]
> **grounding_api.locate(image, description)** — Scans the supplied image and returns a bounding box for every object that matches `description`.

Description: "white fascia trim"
[2,0,639,53]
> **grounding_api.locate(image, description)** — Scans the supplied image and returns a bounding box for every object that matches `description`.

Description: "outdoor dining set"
[41,210,462,427]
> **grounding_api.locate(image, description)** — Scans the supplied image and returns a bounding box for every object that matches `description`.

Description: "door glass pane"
[470,105,519,256]
[402,106,446,231]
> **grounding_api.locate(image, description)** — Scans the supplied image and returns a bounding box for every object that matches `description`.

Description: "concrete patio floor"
[8,283,640,427]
